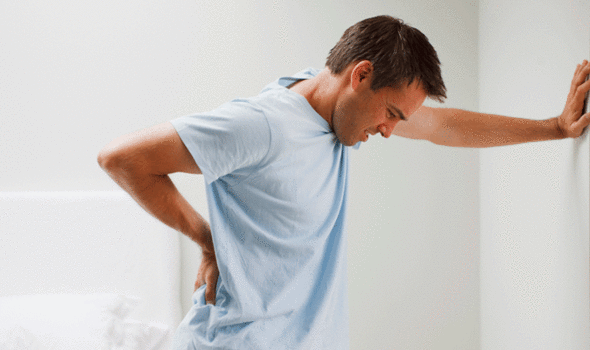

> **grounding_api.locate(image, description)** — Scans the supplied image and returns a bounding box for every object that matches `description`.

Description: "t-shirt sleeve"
[170,98,271,185]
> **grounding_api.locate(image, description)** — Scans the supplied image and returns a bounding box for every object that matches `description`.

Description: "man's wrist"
[199,237,215,256]
[195,232,215,256]
[553,116,567,140]
[182,215,215,255]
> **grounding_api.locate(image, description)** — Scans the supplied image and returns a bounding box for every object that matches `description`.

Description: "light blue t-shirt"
[170,68,351,350]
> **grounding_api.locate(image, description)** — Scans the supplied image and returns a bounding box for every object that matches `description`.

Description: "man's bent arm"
[97,122,214,255]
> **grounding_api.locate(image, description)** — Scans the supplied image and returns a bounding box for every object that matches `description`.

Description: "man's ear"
[351,60,373,91]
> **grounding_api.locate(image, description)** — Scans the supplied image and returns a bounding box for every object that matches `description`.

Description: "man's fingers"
[583,62,590,78]
[205,288,215,305]
[575,61,590,85]
[205,273,218,305]
[570,113,590,136]
[574,77,590,103]
[574,64,582,80]
[205,285,217,305]
[572,61,589,89]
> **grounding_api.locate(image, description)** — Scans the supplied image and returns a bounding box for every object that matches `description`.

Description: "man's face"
[331,79,427,146]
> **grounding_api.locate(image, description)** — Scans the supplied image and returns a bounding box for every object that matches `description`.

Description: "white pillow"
[0,294,170,350]
[118,320,171,350]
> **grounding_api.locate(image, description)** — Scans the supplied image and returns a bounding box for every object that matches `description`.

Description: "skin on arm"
[395,106,567,147]
[97,122,219,304]
[393,60,590,147]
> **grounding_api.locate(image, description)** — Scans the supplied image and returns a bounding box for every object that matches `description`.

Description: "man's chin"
[339,138,358,147]
[333,130,359,146]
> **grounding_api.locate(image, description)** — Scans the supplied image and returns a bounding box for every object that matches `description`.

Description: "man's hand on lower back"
[195,251,220,305]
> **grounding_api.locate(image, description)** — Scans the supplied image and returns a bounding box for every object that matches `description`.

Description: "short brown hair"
[326,15,447,103]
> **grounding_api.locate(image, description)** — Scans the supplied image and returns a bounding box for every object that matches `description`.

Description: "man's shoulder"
[259,67,322,94]
[172,96,270,141]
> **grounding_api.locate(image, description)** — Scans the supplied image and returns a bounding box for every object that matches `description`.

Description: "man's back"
[170,68,352,349]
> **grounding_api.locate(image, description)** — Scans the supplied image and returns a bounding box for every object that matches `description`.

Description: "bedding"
[0,191,184,350]
[0,294,170,350]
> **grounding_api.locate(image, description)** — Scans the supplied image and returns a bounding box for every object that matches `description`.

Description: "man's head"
[323,15,446,146]
[326,15,446,102]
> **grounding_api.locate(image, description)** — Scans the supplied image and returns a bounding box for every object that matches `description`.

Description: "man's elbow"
[97,147,110,171]
[97,142,128,176]
[426,108,464,147]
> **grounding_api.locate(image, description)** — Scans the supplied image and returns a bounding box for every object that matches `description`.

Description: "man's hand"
[558,60,590,138]
[195,251,220,305]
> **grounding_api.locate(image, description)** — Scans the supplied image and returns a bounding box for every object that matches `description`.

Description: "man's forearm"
[99,157,214,255]
[430,108,566,148]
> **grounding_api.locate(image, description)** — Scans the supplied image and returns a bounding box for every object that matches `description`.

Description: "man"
[98,15,590,349]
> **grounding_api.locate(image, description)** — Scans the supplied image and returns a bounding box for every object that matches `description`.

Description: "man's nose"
[378,122,396,138]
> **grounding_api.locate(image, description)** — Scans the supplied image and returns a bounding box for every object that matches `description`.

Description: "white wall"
[1,1,480,349]
[479,0,590,349]
[346,2,480,348]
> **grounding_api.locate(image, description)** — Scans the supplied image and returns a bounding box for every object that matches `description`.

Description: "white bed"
[0,191,183,349]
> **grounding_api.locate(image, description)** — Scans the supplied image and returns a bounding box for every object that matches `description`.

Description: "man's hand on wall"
[558,60,590,138]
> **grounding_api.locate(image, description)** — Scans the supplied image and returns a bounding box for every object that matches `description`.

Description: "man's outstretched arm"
[393,60,590,147]
[97,122,219,304]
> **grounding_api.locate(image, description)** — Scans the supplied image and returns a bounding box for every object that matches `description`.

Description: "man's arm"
[395,106,568,148]
[393,61,590,147]
[97,122,219,304]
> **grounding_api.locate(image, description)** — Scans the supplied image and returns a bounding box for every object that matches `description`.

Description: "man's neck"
[288,68,343,128]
